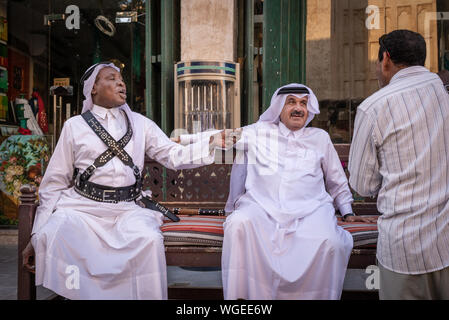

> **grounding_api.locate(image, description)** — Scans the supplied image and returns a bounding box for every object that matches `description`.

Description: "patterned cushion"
[161,215,378,249]
[161,215,225,246]
[336,217,378,248]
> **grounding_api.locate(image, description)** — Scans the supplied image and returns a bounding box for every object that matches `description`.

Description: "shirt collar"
[91,104,122,119]
[278,121,305,138]
[389,66,429,85]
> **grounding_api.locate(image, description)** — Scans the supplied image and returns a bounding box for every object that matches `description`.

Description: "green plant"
[0,136,50,199]
[0,215,18,226]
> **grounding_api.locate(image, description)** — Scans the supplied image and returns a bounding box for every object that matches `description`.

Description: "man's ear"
[91,84,97,95]
[381,51,391,71]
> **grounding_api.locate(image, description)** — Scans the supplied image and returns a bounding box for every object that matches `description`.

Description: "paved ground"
[0,244,55,300]
[1,243,378,300]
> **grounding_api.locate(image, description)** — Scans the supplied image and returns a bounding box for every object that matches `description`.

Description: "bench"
[17,144,379,300]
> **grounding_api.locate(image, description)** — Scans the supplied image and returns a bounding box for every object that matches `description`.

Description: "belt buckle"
[103,190,117,203]
[85,165,96,176]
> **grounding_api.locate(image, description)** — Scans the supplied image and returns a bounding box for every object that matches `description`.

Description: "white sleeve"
[145,120,216,170]
[234,124,258,151]
[32,121,75,235]
[322,134,354,215]
[179,133,198,145]
[179,130,221,145]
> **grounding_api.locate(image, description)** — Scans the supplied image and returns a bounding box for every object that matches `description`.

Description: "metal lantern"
[174,61,240,134]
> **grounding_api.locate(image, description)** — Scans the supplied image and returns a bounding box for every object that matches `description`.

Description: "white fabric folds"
[31,63,216,299]
[222,83,354,299]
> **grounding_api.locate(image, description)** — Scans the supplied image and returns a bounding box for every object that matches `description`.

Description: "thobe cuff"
[180,134,197,145]
[338,203,353,216]
[182,136,216,166]
[31,206,53,235]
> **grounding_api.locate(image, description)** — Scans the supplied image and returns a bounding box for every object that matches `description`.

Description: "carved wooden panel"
[143,158,232,208]
[165,164,231,205]
[142,159,164,200]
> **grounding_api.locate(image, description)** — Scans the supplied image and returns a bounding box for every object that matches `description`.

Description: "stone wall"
[305,0,332,101]
[181,0,236,62]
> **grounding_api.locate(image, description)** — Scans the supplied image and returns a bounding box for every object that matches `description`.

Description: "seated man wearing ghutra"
[222,83,376,300]
[21,62,228,300]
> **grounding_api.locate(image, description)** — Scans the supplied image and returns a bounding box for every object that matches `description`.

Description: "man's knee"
[142,228,164,247]
[224,211,256,234]
[124,214,164,246]
[322,233,350,255]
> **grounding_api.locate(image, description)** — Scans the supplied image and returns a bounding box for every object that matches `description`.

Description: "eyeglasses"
[80,61,114,86]
[379,35,391,60]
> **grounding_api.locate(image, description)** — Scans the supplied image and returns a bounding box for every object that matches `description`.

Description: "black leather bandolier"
[73,110,142,203]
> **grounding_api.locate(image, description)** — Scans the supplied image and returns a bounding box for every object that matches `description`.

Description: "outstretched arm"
[171,130,221,145]
[145,120,240,170]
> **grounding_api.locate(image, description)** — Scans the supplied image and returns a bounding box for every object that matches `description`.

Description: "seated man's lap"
[34,207,164,253]
[118,208,164,238]
[224,201,352,254]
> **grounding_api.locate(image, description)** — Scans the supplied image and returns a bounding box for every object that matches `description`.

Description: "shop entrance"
[7,0,147,138]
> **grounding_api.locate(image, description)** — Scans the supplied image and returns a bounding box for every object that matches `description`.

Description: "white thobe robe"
[31,104,215,300]
[222,122,354,300]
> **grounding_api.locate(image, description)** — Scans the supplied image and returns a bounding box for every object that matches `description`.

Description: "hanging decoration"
[94,15,116,37]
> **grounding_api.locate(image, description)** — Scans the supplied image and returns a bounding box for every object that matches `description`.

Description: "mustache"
[290,110,305,117]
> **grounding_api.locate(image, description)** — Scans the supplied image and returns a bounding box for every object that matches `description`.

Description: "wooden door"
[332,0,438,100]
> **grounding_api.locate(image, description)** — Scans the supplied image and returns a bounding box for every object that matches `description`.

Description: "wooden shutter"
[331,0,438,100]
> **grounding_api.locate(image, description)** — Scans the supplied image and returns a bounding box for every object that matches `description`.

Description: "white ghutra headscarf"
[81,62,136,133]
[258,83,320,125]
[225,83,321,213]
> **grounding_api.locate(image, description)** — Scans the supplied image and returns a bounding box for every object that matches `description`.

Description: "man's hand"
[344,215,379,223]
[209,129,242,150]
[170,136,181,144]
[22,240,35,270]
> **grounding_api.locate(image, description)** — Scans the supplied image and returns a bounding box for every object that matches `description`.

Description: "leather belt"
[74,177,142,204]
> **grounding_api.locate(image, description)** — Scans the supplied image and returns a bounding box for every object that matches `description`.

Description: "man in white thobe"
[22,63,225,300]
[222,83,372,300]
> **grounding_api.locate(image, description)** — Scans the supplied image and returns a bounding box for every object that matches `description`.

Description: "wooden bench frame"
[17,144,378,300]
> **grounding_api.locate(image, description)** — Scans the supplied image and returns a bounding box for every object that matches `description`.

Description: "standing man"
[349,30,449,299]
[22,62,227,299]
[222,83,372,300]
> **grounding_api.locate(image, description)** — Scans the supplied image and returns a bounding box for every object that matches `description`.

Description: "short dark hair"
[378,30,426,67]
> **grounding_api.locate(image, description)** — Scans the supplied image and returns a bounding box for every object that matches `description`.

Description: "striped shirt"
[348,66,449,275]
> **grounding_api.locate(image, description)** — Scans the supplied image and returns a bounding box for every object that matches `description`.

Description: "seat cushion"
[161,215,225,246]
[161,215,378,248]
[336,217,378,248]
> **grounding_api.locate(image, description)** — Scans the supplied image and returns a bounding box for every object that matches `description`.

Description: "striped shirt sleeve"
[348,109,382,197]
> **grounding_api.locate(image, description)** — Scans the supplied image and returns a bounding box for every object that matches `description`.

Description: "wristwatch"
[342,213,355,221]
